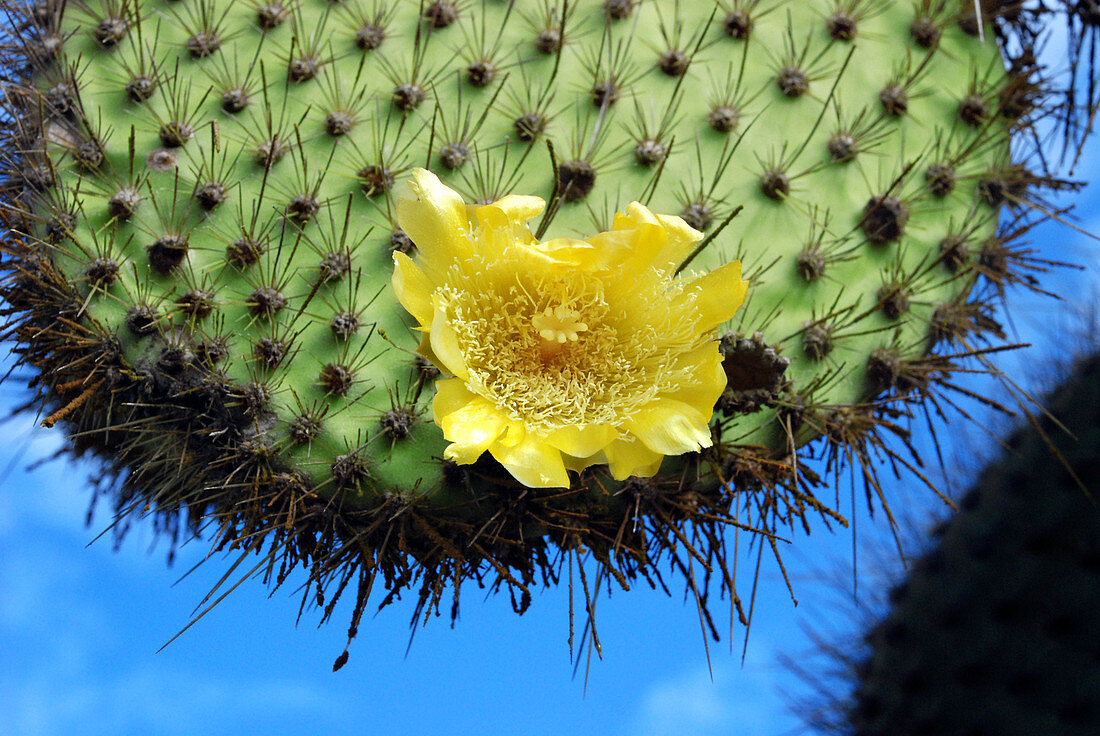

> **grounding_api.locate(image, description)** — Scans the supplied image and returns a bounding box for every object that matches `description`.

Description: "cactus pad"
[0,0,1081,656]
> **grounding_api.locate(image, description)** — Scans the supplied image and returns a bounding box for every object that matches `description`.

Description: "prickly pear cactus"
[0,0,1084,655]
[839,352,1100,736]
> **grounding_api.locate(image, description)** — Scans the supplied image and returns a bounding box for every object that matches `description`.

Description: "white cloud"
[5,666,341,736]
[634,649,799,736]
[0,412,95,535]
[639,667,729,734]
[0,541,87,632]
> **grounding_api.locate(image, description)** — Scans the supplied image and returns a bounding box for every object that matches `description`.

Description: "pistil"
[532,304,588,360]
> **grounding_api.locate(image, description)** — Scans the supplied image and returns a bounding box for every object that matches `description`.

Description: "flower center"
[531,304,588,359]
[438,262,697,434]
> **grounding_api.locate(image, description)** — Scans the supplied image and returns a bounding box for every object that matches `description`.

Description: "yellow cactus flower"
[391,169,748,488]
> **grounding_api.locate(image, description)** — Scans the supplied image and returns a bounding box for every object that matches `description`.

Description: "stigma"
[532,304,588,359]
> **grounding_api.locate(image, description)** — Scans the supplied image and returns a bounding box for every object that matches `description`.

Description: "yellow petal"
[604,438,664,480]
[476,195,545,247]
[664,343,728,415]
[530,237,602,270]
[543,423,618,458]
[416,331,441,373]
[429,299,469,379]
[490,433,569,488]
[433,376,479,417]
[676,260,748,333]
[612,201,661,231]
[586,223,667,272]
[395,169,473,275]
[443,443,488,465]
[625,399,713,455]
[391,251,435,328]
[562,450,606,474]
[434,379,508,464]
[498,419,527,448]
[607,202,702,274]
[654,213,705,274]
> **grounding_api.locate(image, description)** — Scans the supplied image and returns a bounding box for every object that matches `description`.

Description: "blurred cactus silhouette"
[798,351,1100,735]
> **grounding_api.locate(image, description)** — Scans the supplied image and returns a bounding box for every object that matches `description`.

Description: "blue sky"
[0,408,848,736]
[5,43,1100,736]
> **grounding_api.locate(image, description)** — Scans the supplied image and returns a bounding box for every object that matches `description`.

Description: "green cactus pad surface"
[34,0,1010,497]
